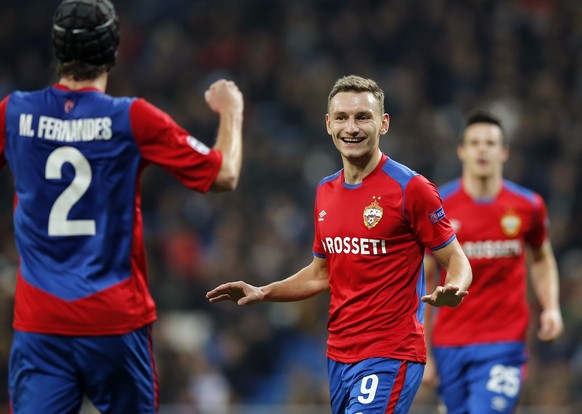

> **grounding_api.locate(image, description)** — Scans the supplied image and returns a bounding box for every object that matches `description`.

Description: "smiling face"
[325,91,389,167]
[458,122,508,180]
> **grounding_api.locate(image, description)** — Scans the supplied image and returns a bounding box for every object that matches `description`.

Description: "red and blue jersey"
[431,179,548,347]
[312,154,456,364]
[0,85,222,335]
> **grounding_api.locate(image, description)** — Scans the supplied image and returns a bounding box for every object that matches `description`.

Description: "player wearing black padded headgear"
[52,0,119,67]
[2,1,244,413]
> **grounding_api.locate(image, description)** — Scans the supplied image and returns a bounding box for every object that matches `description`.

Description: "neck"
[462,172,503,199]
[343,149,382,185]
[58,73,108,92]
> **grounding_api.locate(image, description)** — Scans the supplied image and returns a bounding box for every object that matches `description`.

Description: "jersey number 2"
[45,146,96,236]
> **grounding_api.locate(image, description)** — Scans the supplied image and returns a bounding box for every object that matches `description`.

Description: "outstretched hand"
[206,281,264,306]
[421,283,468,307]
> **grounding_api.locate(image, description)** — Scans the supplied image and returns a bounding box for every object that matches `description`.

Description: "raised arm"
[529,239,564,341]
[206,256,329,305]
[421,238,472,307]
[205,79,244,192]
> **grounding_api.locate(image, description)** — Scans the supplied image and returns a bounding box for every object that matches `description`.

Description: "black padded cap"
[52,0,120,66]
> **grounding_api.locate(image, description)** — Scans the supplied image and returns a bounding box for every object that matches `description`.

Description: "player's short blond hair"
[328,75,385,115]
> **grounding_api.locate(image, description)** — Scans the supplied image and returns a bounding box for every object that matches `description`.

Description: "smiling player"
[207,75,472,414]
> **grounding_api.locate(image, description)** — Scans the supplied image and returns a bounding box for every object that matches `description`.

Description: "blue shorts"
[9,325,158,414]
[328,357,424,414]
[433,342,527,414]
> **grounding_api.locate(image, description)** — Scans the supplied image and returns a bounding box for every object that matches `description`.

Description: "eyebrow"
[332,109,374,116]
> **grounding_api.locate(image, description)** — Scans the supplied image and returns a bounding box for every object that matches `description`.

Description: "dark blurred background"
[0,0,581,413]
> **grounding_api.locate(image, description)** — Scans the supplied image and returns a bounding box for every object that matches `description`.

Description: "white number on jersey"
[45,146,96,236]
[357,374,379,404]
[485,364,521,398]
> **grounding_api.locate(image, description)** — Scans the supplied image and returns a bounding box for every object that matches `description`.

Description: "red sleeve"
[526,193,549,249]
[312,186,325,257]
[404,175,456,250]
[129,98,222,193]
[0,95,10,169]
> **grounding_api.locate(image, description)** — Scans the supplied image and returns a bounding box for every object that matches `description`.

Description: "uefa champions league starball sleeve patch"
[428,206,446,224]
[186,135,211,155]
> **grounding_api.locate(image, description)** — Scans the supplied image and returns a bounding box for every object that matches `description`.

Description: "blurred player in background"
[207,75,472,414]
[0,0,243,413]
[423,109,564,414]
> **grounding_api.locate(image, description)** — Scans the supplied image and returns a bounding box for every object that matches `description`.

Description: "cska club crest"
[500,210,521,237]
[64,99,75,113]
[363,196,383,229]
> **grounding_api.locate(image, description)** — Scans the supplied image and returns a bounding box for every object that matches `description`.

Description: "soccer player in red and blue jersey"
[423,110,564,414]
[207,75,472,414]
[0,1,244,413]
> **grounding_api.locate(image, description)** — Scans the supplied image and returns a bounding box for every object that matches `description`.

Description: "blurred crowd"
[0,0,581,412]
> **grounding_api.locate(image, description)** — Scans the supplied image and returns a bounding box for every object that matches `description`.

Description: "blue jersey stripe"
[381,158,419,222]
[438,179,461,200]
[430,234,457,251]
[318,169,342,187]
[381,158,418,190]
[503,179,536,204]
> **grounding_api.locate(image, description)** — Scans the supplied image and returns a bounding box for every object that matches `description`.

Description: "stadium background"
[0,0,580,412]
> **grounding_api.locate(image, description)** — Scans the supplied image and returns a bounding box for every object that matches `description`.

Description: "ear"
[502,146,509,163]
[379,113,390,135]
[457,144,464,162]
[325,113,332,135]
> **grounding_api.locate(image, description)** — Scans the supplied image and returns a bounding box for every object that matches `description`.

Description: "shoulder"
[502,179,543,207]
[128,97,152,110]
[317,169,342,189]
[438,178,462,200]
[88,90,134,108]
[380,158,441,199]
[0,94,11,110]
[1,88,48,115]
[6,88,45,103]
[379,157,419,190]
[129,98,173,122]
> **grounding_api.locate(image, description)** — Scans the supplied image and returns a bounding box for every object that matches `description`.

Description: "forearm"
[423,255,437,341]
[261,262,329,302]
[443,250,472,292]
[529,241,563,340]
[424,239,472,307]
[213,111,243,191]
[530,250,560,311]
[432,238,472,292]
